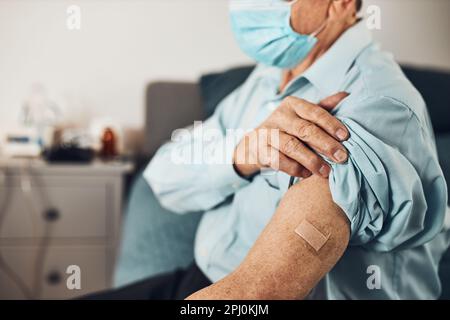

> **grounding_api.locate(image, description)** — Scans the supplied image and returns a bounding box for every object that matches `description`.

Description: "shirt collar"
[301,20,373,96]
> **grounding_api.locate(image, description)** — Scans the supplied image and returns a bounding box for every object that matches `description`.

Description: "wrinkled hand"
[233,92,350,179]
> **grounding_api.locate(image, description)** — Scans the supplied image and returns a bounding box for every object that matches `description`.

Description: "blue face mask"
[229,0,327,69]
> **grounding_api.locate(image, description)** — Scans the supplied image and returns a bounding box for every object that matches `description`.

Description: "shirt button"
[200,248,208,258]
[232,182,241,189]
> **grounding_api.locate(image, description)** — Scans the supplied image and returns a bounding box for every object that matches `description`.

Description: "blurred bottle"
[20,83,61,150]
[100,127,118,160]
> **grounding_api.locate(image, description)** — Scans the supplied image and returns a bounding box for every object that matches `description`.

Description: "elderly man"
[92,0,448,300]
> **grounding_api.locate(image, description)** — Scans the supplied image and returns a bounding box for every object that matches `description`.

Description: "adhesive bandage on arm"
[295,220,330,252]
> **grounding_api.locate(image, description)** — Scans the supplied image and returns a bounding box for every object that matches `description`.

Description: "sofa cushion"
[199,66,254,118]
[144,82,204,157]
[402,66,450,134]
[436,133,450,204]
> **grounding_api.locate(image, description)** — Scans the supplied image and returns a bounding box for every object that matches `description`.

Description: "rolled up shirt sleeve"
[327,100,447,252]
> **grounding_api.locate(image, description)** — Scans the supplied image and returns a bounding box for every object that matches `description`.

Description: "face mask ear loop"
[308,0,334,40]
[309,18,328,41]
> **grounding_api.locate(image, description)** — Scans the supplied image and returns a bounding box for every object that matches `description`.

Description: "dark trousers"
[83,263,212,300]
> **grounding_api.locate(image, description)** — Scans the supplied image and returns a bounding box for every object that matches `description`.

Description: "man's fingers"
[283,117,348,163]
[285,96,349,142]
[269,132,331,178]
[319,92,349,111]
[264,146,311,178]
[282,106,348,163]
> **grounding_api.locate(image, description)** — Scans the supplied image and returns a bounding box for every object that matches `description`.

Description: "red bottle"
[100,127,118,160]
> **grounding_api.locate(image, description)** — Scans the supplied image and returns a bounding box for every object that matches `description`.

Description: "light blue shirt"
[145,22,449,299]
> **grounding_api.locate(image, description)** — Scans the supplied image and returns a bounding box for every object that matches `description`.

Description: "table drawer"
[0,176,110,239]
[0,245,110,299]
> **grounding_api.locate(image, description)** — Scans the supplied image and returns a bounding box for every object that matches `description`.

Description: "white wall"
[0,0,252,130]
[365,0,450,69]
[0,0,449,131]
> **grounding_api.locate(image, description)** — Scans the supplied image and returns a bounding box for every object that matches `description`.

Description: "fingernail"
[336,128,348,140]
[302,169,312,178]
[319,165,330,178]
[334,149,348,162]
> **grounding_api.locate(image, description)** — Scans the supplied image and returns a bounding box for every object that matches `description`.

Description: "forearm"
[145,136,248,214]
[187,175,350,300]
[186,271,252,300]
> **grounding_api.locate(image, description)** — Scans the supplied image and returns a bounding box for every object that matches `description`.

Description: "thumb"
[319,92,349,111]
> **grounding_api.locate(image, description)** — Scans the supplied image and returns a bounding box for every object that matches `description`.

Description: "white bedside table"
[0,158,133,299]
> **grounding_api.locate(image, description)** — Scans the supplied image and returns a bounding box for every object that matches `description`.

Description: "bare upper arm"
[236,175,350,299]
[187,175,350,300]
